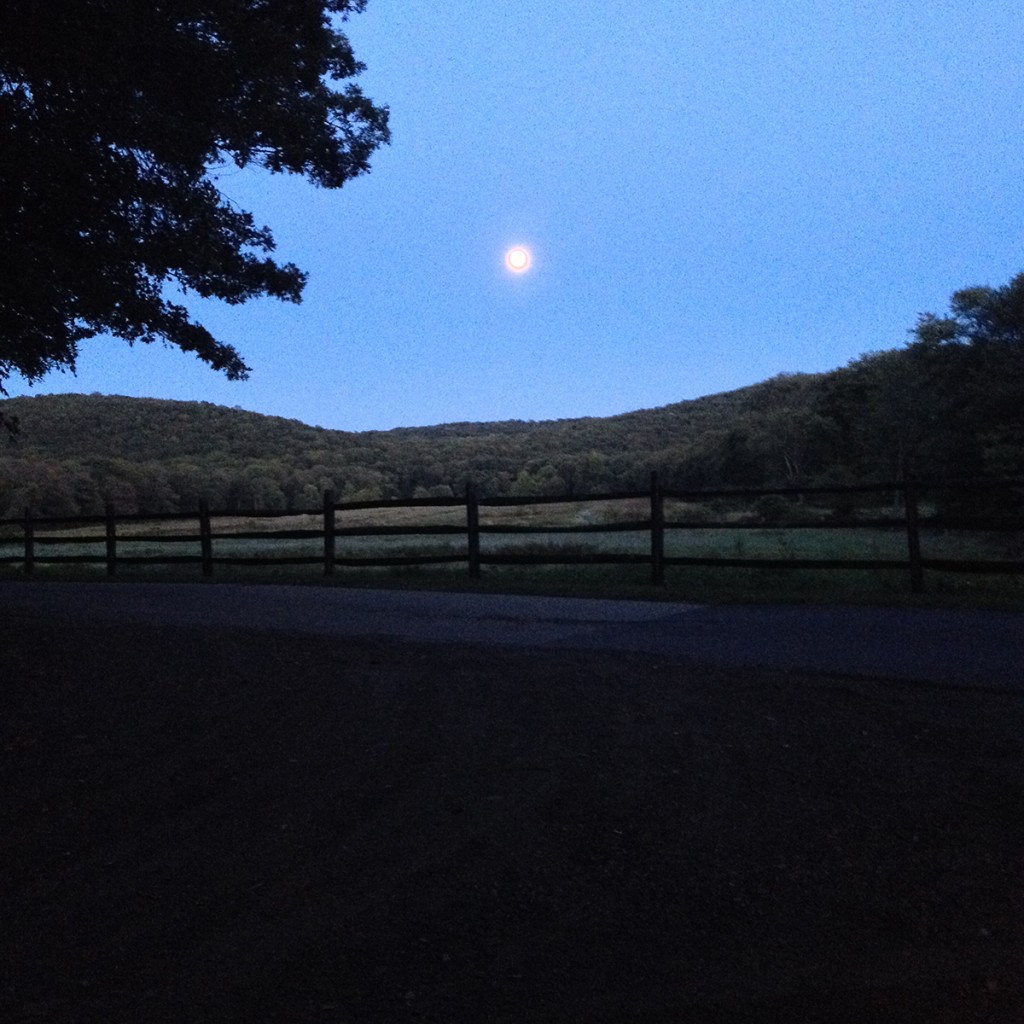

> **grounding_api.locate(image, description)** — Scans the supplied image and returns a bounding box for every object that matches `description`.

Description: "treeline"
[0,330,1021,519]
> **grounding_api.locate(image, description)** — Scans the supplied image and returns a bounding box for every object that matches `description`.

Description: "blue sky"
[7,0,1024,431]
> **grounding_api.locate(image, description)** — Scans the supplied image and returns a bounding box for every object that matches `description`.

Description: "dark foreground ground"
[1,608,1022,1023]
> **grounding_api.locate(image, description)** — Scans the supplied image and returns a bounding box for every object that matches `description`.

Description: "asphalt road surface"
[2,581,1021,689]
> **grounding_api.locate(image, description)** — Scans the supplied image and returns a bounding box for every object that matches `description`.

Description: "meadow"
[2,493,1021,608]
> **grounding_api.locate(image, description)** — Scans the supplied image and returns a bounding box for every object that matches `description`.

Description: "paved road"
[2,581,1021,689]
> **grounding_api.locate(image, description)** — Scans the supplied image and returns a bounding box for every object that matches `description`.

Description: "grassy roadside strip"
[1,556,1022,610]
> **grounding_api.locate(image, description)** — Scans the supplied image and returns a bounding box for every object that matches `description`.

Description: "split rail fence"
[2,474,1022,594]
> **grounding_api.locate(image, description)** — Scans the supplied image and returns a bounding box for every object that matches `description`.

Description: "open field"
[1,496,1021,607]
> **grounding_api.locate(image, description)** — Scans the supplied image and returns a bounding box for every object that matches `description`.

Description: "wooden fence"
[1,474,1022,594]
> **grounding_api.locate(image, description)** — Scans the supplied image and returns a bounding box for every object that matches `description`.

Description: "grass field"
[1,497,1021,608]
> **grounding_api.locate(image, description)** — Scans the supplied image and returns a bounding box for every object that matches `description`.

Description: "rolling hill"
[1,339,1020,517]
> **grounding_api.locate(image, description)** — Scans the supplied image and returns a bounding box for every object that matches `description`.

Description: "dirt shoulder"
[1,609,1022,1023]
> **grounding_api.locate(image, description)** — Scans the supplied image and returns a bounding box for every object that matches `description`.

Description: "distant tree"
[65,462,105,515]
[298,483,324,507]
[836,350,930,481]
[748,373,833,486]
[568,450,610,495]
[911,273,1024,479]
[165,460,208,511]
[912,273,1024,350]
[0,0,389,390]
[508,463,566,497]
[102,475,141,516]
[7,459,83,517]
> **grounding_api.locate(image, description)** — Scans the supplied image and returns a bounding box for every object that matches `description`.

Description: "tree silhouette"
[0,0,389,390]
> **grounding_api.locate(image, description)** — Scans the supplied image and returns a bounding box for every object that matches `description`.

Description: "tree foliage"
[0,0,388,390]
[913,273,1024,350]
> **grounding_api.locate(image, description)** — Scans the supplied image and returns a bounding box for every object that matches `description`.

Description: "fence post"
[323,489,336,576]
[105,503,117,577]
[903,472,924,594]
[650,471,665,586]
[466,482,481,579]
[23,508,34,576]
[199,500,214,577]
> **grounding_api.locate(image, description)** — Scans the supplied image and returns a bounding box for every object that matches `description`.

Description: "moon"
[505,246,531,272]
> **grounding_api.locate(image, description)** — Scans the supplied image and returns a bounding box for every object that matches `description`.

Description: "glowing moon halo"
[505,246,531,272]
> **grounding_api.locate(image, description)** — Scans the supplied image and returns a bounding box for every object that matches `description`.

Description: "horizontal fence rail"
[1,475,1022,594]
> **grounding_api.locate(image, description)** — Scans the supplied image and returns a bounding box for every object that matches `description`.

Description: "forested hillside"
[1,335,1021,517]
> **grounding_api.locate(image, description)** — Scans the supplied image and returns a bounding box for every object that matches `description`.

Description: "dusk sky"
[7,0,1024,432]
